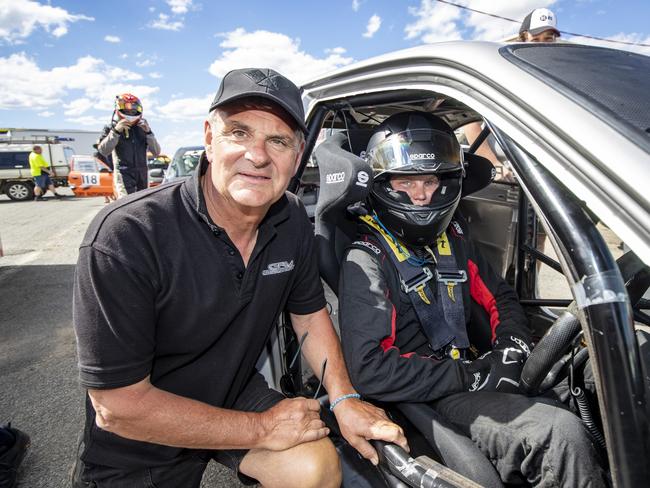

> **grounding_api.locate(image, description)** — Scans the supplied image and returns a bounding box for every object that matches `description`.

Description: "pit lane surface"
[0,190,246,487]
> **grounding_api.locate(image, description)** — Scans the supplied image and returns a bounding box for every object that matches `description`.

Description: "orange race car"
[67,155,115,199]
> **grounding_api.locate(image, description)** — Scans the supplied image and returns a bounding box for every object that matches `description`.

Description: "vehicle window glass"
[536,222,626,300]
[180,150,201,175]
[14,152,29,166]
[0,152,29,169]
[63,147,75,164]
[0,152,14,168]
[75,160,98,172]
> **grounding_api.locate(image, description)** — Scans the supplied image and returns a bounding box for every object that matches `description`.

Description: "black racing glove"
[462,335,531,393]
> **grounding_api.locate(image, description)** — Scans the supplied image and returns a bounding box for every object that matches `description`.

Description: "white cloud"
[104,35,121,43]
[0,0,93,43]
[64,97,93,116]
[159,128,205,157]
[149,72,163,79]
[37,110,54,117]
[363,14,381,38]
[0,52,158,115]
[167,0,193,14]
[352,0,362,12]
[404,0,557,43]
[567,33,650,56]
[149,13,183,31]
[136,59,155,68]
[65,114,109,127]
[404,0,464,43]
[120,53,128,59]
[157,94,212,122]
[208,28,354,84]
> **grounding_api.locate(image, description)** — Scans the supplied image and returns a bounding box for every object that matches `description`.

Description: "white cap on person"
[519,8,560,37]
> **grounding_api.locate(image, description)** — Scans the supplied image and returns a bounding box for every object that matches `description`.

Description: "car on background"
[147,154,171,187]
[162,145,203,183]
[0,137,74,201]
[67,155,114,198]
[248,41,650,488]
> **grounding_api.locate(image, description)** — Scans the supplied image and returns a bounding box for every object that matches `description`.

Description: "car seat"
[313,131,503,487]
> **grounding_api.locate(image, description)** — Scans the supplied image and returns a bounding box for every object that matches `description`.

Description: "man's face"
[390,174,440,206]
[526,30,559,42]
[203,105,304,210]
[34,147,42,154]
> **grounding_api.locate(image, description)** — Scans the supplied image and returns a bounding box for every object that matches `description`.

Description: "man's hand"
[333,398,409,465]
[114,118,131,134]
[463,336,530,394]
[257,397,329,451]
[138,118,151,133]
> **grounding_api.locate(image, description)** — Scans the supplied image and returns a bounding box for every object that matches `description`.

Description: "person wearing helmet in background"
[98,93,160,196]
[338,112,608,487]
[519,7,561,43]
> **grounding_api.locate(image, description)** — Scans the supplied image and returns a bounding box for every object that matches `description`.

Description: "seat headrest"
[313,132,373,221]
[462,152,495,197]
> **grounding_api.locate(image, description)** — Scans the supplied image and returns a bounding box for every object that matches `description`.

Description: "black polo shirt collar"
[180,152,291,234]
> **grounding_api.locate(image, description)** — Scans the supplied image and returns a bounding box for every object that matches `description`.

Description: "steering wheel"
[520,251,650,396]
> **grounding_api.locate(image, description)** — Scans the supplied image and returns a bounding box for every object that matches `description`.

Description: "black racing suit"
[98,123,160,194]
[339,215,608,487]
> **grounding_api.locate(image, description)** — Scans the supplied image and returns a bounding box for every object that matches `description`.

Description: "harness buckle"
[401,267,434,293]
[435,269,467,284]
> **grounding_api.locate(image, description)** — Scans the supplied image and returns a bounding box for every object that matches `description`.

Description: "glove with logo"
[462,335,531,394]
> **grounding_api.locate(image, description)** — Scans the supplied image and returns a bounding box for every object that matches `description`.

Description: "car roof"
[300,41,650,264]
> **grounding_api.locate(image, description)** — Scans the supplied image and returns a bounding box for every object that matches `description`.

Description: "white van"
[0,137,74,201]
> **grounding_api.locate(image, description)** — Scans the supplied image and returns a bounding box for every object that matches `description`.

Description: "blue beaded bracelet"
[329,393,361,411]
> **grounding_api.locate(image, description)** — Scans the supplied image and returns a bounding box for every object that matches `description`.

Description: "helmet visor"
[367,129,462,175]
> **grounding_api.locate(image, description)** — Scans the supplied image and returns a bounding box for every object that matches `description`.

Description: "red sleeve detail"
[380,304,397,352]
[468,259,500,342]
[379,294,415,358]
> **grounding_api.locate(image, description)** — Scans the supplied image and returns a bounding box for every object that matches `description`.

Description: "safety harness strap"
[358,215,469,352]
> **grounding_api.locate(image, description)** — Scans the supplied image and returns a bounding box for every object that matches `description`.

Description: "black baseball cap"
[209,68,307,133]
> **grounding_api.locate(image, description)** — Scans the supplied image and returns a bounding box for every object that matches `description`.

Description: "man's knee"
[291,438,340,488]
[244,437,341,488]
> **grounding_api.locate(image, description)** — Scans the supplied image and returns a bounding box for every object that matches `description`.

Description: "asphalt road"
[0,190,245,488]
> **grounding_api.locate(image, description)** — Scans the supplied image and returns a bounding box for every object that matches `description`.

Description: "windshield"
[173,148,202,176]
[73,159,98,172]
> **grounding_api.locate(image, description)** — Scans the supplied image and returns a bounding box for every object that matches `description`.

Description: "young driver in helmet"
[338,112,608,487]
[97,93,161,195]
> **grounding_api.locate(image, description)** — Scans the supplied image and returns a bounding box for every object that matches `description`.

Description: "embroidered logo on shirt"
[262,260,295,276]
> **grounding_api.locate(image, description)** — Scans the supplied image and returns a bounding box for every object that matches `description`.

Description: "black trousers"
[120,167,149,194]
[431,390,609,488]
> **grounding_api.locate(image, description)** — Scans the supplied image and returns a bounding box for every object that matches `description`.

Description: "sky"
[1,0,649,154]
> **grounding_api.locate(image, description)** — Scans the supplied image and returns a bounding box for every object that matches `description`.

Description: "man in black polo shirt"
[72,68,407,488]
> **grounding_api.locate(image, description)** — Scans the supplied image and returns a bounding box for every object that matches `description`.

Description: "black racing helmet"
[366,111,464,246]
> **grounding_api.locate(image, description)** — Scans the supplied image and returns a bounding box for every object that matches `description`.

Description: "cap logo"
[245,69,292,91]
